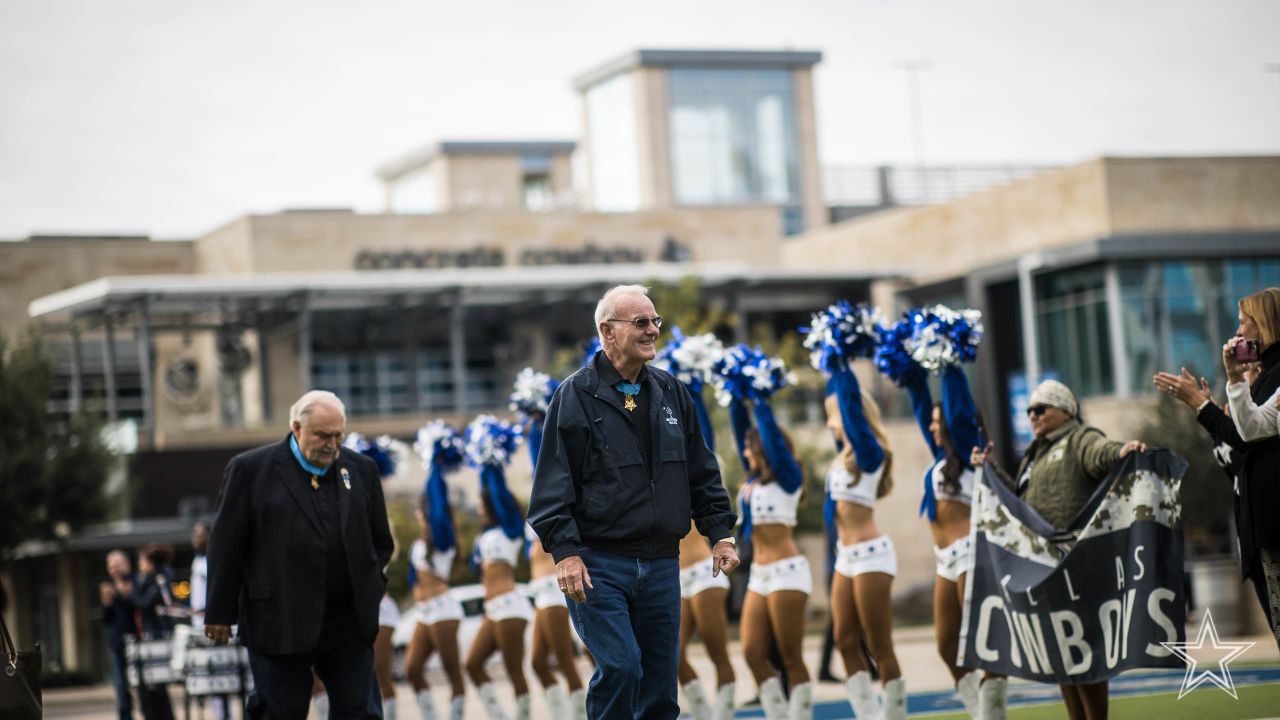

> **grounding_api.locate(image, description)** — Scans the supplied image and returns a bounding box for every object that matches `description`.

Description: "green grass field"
[921,669,1280,720]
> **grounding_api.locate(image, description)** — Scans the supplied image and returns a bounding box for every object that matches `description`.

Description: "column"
[298,296,313,392]
[1104,262,1131,398]
[449,295,468,413]
[102,314,119,422]
[135,301,154,441]
[257,310,273,422]
[69,323,83,414]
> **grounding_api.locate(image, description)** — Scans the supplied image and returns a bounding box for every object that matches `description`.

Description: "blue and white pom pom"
[581,337,602,367]
[653,328,725,392]
[509,368,559,418]
[874,315,926,386]
[463,415,522,468]
[712,344,797,406]
[413,421,465,472]
[802,300,884,373]
[343,432,403,477]
[904,305,984,374]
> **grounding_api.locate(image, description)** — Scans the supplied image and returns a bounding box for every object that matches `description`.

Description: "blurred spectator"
[100,549,137,720]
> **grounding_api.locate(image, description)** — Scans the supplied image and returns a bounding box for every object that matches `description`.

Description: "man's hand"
[711,541,740,578]
[99,582,115,606]
[205,624,232,645]
[556,555,593,604]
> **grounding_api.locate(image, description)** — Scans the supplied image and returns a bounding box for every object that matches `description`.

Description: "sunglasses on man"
[606,316,664,330]
[1026,404,1052,417]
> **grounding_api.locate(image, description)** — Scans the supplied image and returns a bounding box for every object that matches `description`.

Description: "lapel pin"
[340,467,351,490]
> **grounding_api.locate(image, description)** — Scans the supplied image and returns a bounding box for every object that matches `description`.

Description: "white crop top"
[740,480,801,527]
[476,527,523,567]
[826,461,883,508]
[411,539,455,581]
[929,460,974,505]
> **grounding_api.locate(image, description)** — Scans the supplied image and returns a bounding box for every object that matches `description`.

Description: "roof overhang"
[574,48,823,90]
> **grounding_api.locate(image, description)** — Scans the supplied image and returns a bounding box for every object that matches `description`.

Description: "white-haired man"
[206,390,394,719]
[529,285,739,719]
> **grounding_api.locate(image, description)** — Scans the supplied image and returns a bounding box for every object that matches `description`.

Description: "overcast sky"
[1,0,1277,239]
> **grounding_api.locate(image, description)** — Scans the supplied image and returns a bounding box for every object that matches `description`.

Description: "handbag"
[0,607,41,719]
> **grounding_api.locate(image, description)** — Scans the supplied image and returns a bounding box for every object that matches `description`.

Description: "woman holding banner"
[973,379,1146,720]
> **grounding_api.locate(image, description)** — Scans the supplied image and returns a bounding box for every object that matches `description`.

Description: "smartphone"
[1234,338,1260,363]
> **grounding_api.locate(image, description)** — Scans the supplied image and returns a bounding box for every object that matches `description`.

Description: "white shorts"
[835,536,897,579]
[415,592,465,626]
[378,595,399,629]
[935,535,972,582]
[484,588,533,623]
[747,555,812,596]
[680,557,731,600]
[529,574,568,610]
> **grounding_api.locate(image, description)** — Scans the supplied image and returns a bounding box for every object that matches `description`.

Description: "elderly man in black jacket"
[529,284,739,720]
[206,390,394,719]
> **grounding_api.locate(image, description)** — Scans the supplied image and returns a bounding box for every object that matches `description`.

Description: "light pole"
[894,59,933,203]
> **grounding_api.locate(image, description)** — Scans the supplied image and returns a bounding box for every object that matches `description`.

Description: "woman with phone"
[1158,287,1280,649]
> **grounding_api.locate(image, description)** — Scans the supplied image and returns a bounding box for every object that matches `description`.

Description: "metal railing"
[823,164,1060,208]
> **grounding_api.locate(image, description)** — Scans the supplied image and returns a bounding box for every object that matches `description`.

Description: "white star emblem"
[1160,608,1255,699]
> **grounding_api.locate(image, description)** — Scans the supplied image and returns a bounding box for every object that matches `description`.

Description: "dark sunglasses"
[1026,404,1052,417]
[607,316,663,330]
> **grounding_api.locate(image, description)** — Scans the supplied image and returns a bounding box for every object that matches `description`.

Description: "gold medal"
[623,394,637,412]
[310,475,320,490]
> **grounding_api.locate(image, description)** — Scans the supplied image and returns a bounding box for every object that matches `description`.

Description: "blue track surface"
[726,665,1280,718]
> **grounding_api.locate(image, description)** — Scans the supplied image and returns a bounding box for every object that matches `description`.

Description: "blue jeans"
[569,547,681,720]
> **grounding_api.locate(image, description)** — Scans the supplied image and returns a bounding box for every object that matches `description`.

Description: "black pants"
[246,610,378,720]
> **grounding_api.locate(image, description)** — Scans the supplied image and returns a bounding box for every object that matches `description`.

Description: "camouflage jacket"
[995,419,1124,530]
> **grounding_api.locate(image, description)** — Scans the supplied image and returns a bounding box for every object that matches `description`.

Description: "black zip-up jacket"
[528,353,736,562]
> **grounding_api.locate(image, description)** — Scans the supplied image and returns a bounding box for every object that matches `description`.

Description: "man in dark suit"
[100,550,138,720]
[205,390,394,719]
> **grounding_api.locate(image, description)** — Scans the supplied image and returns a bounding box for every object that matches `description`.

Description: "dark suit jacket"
[205,435,394,655]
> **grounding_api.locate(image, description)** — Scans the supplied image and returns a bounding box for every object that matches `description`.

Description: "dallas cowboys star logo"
[1160,608,1255,699]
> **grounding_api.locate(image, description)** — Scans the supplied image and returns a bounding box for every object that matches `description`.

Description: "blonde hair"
[825,391,894,498]
[1239,287,1280,350]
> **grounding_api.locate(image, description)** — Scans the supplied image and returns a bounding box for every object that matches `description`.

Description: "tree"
[0,332,113,559]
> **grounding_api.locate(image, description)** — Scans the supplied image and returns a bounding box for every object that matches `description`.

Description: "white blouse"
[1226,381,1280,442]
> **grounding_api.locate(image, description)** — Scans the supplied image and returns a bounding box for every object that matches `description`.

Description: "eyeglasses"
[607,316,663,330]
[1026,404,1051,418]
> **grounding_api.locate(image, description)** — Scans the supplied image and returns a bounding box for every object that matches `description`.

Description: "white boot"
[312,692,329,720]
[883,678,906,720]
[543,685,568,719]
[787,682,813,720]
[759,677,790,720]
[711,682,736,720]
[570,687,587,720]
[978,677,1007,720]
[956,672,981,719]
[514,693,531,720]
[845,671,882,719]
[416,689,438,720]
[683,679,712,720]
[477,683,510,720]
[383,697,398,720]
[448,695,465,720]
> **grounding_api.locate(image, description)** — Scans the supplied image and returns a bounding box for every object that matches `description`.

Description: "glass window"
[522,173,553,211]
[585,72,641,211]
[1121,258,1280,392]
[1035,265,1113,398]
[668,68,800,210]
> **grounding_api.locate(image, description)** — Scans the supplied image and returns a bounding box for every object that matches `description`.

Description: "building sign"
[353,237,691,270]
[959,454,1187,684]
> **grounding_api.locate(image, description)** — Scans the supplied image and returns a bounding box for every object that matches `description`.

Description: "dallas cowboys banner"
[958,451,1188,684]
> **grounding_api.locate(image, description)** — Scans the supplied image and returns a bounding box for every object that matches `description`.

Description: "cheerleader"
[805,302,904,720]
[345,432,406,720]
[463,416,532,720]
[656,330,737,720]
[406,423,467,720]
[512,368,588,720]
[823,369,905,720]
[880,305,1001,719]
[719,346,813,720]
